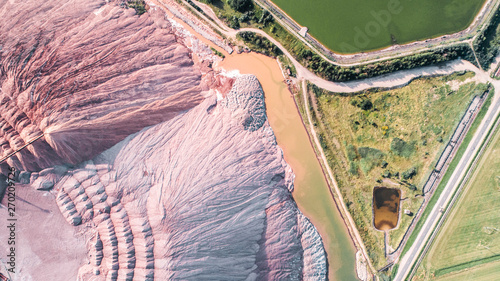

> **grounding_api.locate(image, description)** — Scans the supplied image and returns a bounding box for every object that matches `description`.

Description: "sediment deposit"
[0,0,217,171]
[53,75,326,280]
[0,1,327,280]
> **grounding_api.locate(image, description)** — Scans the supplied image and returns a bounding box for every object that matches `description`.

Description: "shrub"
[390,138,415,158]
[473,9,500,69]
[360,99,373,111]
[228,0,253,12]
[238,31,282,57]
[358,147,384,160]
[360,158,374,175]
[402,167,418,180]
[127,0,147,15]
[346,144,357,161]
[230,15,240,29]
[349,161,359,176]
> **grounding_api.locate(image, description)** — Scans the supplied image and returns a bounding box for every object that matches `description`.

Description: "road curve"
[183,0,493,94]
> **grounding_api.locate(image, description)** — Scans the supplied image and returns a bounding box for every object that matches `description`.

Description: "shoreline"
[255,0,497,66]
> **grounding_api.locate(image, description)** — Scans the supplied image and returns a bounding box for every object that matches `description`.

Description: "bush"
[360,99,373,111]
[473,9,500,69]
[229,15,240,29]
[228,0,253,12]
[258,10,274,26]
[402,167,418,180]
[390,138,415,158]
[346,144,357,161]
[349,161,359,176]
[357,147,384,175]
[351,96,373,111]
[358,147,384,160]
[238,31,282,57]
[127,0,147,15]
[360,158,373,175]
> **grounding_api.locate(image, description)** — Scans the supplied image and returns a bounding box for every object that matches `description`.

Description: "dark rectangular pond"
[373,187,401,231]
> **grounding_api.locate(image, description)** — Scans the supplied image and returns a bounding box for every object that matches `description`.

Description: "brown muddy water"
[373,187,401,231]
[159,5,357,278]
[217,53,357,281]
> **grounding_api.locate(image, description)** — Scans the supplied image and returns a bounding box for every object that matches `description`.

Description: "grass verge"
[401,88,494,257]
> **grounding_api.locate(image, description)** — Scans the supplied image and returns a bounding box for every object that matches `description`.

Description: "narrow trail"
[301,78,377,276]
[182,0,496,94]
[193,0,498,67]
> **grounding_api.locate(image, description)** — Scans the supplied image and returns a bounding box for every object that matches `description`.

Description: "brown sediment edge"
[274,57,369,279]
[297,78,376,280]
[152,0,367,277]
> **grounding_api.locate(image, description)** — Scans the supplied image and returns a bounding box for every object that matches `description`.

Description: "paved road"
[394,91,500,281]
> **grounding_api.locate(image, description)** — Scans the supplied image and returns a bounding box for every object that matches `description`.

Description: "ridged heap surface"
[0,0,206,171]
[55,75,327,281]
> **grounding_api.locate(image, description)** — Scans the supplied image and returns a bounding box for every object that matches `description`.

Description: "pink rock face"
[0,0,206,171]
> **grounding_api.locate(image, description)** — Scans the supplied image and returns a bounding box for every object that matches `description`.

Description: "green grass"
[307,73,487,267]
[402,88,494,257]
[271,0,486,53]
[413,118,500,280]
[237,31,282,57]
[201,0,478,83]
[127,0,147,15]
[210,47,226,58]
[432,259,500,281]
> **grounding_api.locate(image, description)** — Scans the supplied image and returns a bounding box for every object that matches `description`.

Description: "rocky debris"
[356,250,369,281]
[54,75,326,280]
[19,171,31,184]
[31,166,69,190]
[29,172,39,183]
[0,0,213,171]
[0,174,6,202]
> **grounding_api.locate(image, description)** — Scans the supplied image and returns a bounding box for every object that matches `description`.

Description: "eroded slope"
[0,0,209,171]
[55,75,327,281]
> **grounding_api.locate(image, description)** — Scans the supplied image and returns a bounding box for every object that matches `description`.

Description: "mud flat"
[217,52,358,281]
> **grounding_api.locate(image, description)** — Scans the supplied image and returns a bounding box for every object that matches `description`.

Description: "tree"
[227,0,252,12]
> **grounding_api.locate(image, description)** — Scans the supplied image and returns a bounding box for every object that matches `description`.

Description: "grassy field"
[417,259,500,281]
[307,72,488,267]
[271,0,486,53]
[400,89,493,261]
[413,122,500,280]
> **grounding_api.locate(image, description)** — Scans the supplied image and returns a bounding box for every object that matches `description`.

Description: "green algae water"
[218,53,358,281]
[271,0,486,53]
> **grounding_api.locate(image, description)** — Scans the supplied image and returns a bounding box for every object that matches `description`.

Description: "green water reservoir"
[270,0,486,53]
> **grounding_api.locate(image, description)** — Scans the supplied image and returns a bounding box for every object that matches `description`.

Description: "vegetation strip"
[303,74,488,269]
[401,90,494,258]
[434,254,500,278]
[404,94,500,281]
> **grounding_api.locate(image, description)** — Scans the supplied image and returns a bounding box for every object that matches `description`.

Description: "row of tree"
[474,8,500,69]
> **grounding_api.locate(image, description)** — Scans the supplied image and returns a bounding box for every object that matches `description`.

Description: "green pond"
[270,0,486,53]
